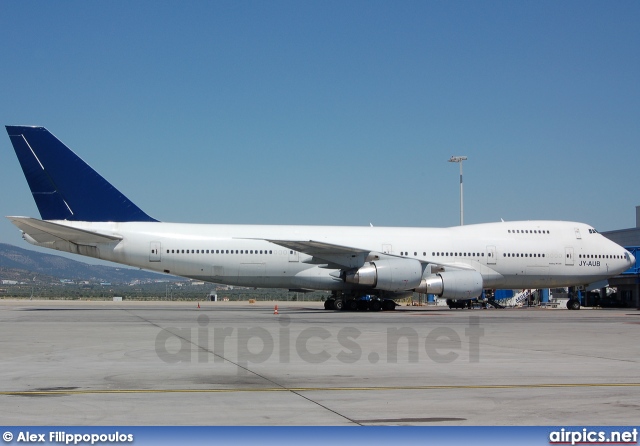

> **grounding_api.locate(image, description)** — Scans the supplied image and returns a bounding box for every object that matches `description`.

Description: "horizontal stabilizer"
[7,216,122,245]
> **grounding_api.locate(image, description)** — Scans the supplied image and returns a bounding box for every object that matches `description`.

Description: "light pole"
[448,156,467,225]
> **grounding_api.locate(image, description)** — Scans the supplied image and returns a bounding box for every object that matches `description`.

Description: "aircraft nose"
[629,251,636,267]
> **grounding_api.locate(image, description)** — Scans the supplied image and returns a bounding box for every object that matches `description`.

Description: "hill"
[0,243,175,284]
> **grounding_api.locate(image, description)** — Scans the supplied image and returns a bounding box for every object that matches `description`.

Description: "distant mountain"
[0,243,178,284]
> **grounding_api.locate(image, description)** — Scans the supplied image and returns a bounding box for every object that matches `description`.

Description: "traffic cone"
[274,305,278,315]
[197,302,200,309]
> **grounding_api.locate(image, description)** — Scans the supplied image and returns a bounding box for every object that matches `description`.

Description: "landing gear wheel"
[347,299,358,311]
[567,299,581,310]
[370,300,382,312]
[382,300,396,311]
[333,299,344,311]
[324,300,333,310]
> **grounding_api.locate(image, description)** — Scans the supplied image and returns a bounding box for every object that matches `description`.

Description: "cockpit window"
[588,228,599,234]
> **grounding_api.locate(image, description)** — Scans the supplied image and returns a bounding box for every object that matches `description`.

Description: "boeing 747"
[5,126,635,310]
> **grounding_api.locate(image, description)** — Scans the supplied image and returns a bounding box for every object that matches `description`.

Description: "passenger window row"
[166,249,275,255]
[399,251,485,257]
[508,229,550,234]
[503,253,545,258]
[579,254,623,259]
[433,252,484,257]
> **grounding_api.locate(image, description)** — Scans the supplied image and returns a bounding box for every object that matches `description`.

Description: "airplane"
[5,126,636,311]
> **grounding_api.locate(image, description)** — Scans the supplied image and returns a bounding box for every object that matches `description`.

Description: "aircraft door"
[150,241,161,262]
[565,247,574,266]
[382,244,392,254]
[288,250,299,262]
[487,245,496,265]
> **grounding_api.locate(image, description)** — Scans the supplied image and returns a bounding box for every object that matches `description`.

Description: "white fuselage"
[31,219,634,292]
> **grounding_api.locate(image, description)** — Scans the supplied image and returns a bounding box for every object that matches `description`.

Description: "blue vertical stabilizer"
[5,126,157,222]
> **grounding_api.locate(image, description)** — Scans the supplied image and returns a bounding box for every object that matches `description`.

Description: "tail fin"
[6,126,157,222]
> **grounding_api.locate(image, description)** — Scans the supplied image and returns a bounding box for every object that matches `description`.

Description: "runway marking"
[3,382,640,396]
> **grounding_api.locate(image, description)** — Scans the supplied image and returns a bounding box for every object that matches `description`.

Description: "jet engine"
[415,270,483,299]
[344,258,423,292]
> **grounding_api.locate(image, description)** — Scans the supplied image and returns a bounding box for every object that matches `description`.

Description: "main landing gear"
[324,293,397,312]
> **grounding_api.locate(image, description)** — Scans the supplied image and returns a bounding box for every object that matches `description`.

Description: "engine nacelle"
[345,258,423,292]
[415,270,483,299]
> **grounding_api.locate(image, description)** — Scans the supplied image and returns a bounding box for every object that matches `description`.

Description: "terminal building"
[602,206,640,309]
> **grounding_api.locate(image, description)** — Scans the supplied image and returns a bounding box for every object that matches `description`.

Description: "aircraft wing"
[259,239,369,268]
[264,238,481,273]
[266,239,369,256]
[7,217,122,245]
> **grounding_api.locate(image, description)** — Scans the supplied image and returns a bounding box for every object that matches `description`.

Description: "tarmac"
[0,299,638,425]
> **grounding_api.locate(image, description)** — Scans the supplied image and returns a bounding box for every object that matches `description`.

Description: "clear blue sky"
[1,1,639,261]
